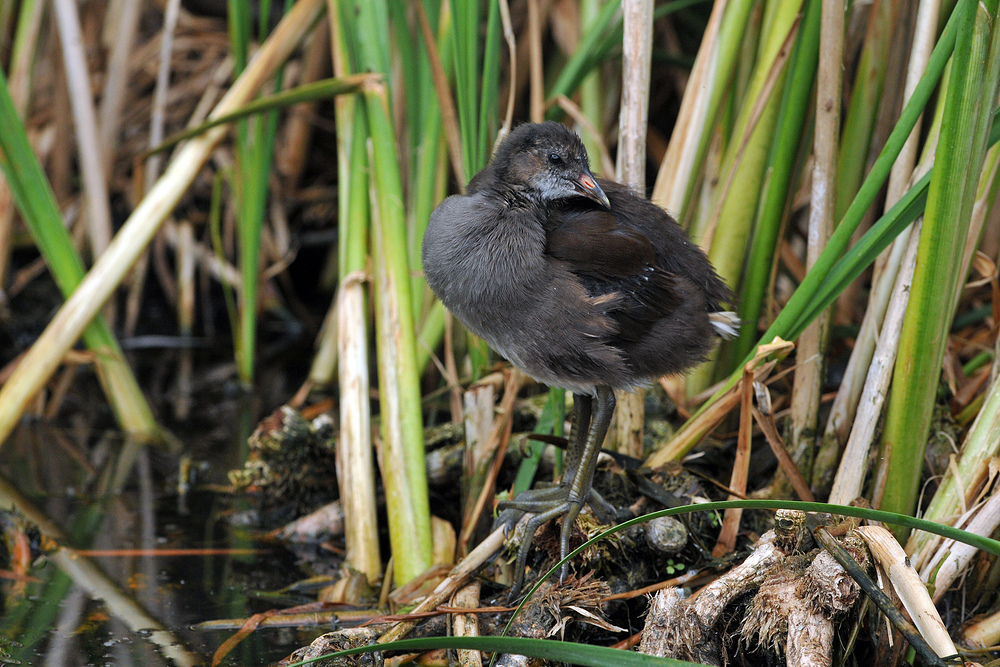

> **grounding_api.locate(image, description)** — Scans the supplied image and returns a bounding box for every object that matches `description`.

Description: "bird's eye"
[548,153,563,165]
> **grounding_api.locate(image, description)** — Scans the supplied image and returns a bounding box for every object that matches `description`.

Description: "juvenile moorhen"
[421,121,737,594]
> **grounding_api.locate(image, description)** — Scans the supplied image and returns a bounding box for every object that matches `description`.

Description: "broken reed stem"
[459,371,524,557]
[922,486,1000,603]
[962,609,1000,648]
[787,0,843,490]
[613,0,652,459]
[712,365,753,557]
[0,0,327,448]
[460,381,497,556]
[338,271,382,583]
[377,526,509,645]
[452,581,483,667]
[906,358,1000,566]
[856,526,958,660]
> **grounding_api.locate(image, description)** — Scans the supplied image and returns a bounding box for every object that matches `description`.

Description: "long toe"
[558,499,585,583]
[497,486,568,514]
[506,499,573,600]
[493,485,567,535]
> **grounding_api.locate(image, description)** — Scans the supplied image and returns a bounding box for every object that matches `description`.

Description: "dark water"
[0,417,327,667]
[0,247,352,666]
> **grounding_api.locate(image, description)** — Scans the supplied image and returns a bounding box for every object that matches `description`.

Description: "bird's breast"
[423,195,550,327]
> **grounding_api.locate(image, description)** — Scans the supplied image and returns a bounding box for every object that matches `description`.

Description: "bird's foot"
[495,485,618,600]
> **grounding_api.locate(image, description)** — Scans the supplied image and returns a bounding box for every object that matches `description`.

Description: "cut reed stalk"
[322,0,381,583]
[785,0,842,492]
[611,0,654,458]
[366,84,433,584]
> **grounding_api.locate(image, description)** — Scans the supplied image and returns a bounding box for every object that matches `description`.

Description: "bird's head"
[489,122,610,209]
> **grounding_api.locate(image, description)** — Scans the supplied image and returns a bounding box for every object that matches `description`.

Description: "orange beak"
[575,171,611,209]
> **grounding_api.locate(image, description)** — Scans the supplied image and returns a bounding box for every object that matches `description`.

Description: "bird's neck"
[472,165,555,213]
[506,190,546,213]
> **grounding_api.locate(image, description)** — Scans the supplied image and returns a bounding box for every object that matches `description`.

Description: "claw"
[498,387,617,599]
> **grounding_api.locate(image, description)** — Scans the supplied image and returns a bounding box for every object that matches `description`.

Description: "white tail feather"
[709,311,740,338]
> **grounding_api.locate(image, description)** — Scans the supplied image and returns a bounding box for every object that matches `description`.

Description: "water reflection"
[0,414,313,666]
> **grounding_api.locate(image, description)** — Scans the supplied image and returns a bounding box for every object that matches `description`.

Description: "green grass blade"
[0,68,159,442]
[735,0,819,360]
[663,3,966,456]
[477,0,501,162]
[286,636,713,667]
[511,388,566,496]
[226,0,290,383]
[879,0,1000,532]
[833,0,892,223]
[141,74,374,158]
[451,0,480,172]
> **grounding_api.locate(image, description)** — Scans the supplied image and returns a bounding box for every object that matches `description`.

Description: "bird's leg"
[585,487,619,524]
[557,386,614,581]
[498,390,614,599]
[566,394,623,524]
[496,392,593,514]
[559,392,593,485]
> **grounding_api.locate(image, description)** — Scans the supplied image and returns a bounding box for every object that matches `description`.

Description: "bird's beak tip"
[577,172,611,209]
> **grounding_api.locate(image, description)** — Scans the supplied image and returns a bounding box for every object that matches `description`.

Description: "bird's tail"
[709,311,740,338]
